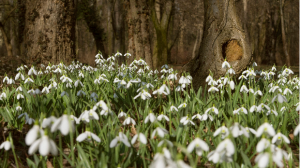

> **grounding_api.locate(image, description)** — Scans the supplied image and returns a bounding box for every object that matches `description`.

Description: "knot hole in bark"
[222,39,243,62]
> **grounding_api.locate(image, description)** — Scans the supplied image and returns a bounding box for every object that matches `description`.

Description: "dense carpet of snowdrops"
[0,52,299,168]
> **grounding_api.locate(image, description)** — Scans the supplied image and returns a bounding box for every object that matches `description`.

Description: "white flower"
[25,125,42,145]
[24,77,34,84]
[123,116,136,125]
[18,112,35,125]
[201,113,214,121]
[145,112,156,123]
[76,131,101,142]
[28,134,58,156]
[240,85,248,93]
[131,133,147,145]
[254,90,263,96]
[151,127,168,139]
[205,106,219,115]
[42,116,57,128]
[118,111,127,118]
[180,116,195,125]
[245,127,257,136]
[75,80,84,87]
[256,138,270,152]
[16,105,22,111]
[0,140,11,151]
[79,109,99,123]
[255,152,270,168]
[28,67,37,76]
[170,105,178,112]
[256,122,275,137]
[229,80,235,90]
[294,124,300,136]
[17,93,24,99]
[257,103,270,112]
[208,86,219,93]
[271,94,287,103]
[179,76,191,85]
[222,61,230,69]
[157,114,169,121]
[134,89,151,100]
[213,125,229,139]
[227,68,235,75]
[167,73,177,80]
[41,86,50,94]
[216,138,235,156]
[283,88,292,95]
[51,114,75,135]
[187,137,209,156]
[110,132,131,148]
[206,75,213,83]
[272,132,290,144]
[192,114,202,120]
[178,103,187,109]
[230,123,249,138]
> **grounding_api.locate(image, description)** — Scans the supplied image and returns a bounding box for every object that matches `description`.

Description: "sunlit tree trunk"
[184,0,252,89]
[24,0,76,65]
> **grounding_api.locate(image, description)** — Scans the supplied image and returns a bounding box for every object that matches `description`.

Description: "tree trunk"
[24,0,76,65]
[127,0,153,68]
[150,0,173,69]
[184,0,252,89]
[0,22,13,57]
[78,0,107,58]
[279,0,290,66]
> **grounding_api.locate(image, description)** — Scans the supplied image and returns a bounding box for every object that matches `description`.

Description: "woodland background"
[0,0,298,70]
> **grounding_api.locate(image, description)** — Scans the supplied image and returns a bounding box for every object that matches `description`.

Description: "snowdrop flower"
[180,116,195,126]
[272,132,290,144]
[60,91,69,97]
[170,105,178,112]
[256,122,275,137]
[257,103,270,112]
[145,112,156,123]
[229,80,235,90]
[238,74,247,80]
[179,76,191,85]
[192,113,202,120]
[42,116,57,128]
[206,75,213,83]
[3,75,9,83]
[0,140,11,151]
[123,115,136,125]
[178,103,187,109]
[76,130,101,142]
[17,93,24,100]
[70,115,80,124]
[28,132,58,156]
[208,138,235,163]
[254,90,263,96]
[151,127,168,139]
[28,66,37,76]
[201,113,214,121]
[294,124,300,136]
[41,86,50,94]
[283,87,292,95]
[227,67,235,75]
[25,124,42,145]
[51,114,75,135]
[15,72,25,81]
[157,114,169,121]
[271,94,287,103]
[16,105,22,111]
[271,146,290,168]
[240,84,248,93]
[75,80,84,87]
[118,111,127,118]
[222,60,230,69]
[131,133,147,145]
[230,123,249,138]
[175,85,185,92]
[205,105,219,115]
[213,125,229,139]
[167,73,177,80]
[244,127,257,136]
[256,138,271,152]
[187,137,209,156]
[208,86,219,93]
[149,153,166,168]
[77,90,86,97]
[124,52,131,58]
[216,138,235,156]
[269,85,282,93]
[237,106,248,114]
[110,132,131,148]
[79,109,99,123]
[255,152,270,168]
[157,139,173,147]
[252,62,257,67]
[134,89,151,100]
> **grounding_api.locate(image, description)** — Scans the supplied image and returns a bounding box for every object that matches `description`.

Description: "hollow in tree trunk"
[183,0,252,89]
[24,0,76,65]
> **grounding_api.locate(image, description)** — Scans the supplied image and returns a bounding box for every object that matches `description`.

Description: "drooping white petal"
[91,133,101,142]
[76,133,88,142]
[139,133,147,144]
[25,125,40,145]
[110,137,119,148]
[39,137,50,156]
[28,139,41,155]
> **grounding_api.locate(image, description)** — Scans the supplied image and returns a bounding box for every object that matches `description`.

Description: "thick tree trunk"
[184,0,251,89]
[127,0,153,68]
[279,0,290,66]
[24,0,76,65]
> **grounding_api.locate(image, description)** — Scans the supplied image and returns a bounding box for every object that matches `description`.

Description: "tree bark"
[279,0,290,66]
[24,0,76,65]
[183,0,252,89]
[150,0,173,69]
[127,0,153,68]
[0,22,13,57]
